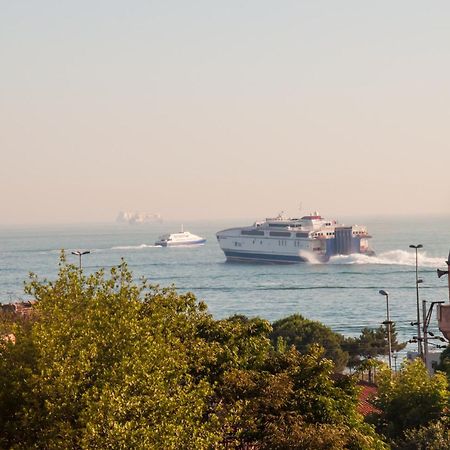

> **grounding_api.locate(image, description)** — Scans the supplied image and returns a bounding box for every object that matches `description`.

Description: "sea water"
[1,216,449,355]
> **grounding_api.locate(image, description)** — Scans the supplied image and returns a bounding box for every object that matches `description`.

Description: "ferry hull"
[157,239,206,247]
[223,250,312,264]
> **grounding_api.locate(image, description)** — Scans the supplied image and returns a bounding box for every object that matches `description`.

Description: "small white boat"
[155,226,206,247]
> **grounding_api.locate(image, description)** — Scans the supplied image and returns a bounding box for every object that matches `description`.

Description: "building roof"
[357,380,381,417]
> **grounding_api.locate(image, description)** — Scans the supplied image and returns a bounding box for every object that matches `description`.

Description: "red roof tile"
[357,381,381,416]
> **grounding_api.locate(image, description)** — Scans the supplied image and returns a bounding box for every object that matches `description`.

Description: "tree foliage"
[436,345,450,379]
[343,325,407,369]
[374,359,450,442]
[217,344,387,449]
[270,314,349,372]
[0,313,36,446]
[2,256,222,449]
[395,419,450,450]
[0,254,388,449]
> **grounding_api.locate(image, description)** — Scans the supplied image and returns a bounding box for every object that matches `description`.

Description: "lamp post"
[410,244,423,357]
[71,250,90,271]
[379,289,392,370]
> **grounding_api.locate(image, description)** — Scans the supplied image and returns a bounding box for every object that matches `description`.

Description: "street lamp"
[379,289,392,370]
[71,250,90,270]
[410,244,423,357]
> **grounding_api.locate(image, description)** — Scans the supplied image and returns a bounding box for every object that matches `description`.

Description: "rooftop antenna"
[181,224,184,233]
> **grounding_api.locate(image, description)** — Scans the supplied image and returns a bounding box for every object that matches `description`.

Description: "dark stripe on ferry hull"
[223,250,309,264]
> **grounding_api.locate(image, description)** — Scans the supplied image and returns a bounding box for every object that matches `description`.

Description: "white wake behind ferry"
[216,212,373,263]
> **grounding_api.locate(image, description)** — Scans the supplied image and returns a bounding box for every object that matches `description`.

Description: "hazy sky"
[1,1,449,224]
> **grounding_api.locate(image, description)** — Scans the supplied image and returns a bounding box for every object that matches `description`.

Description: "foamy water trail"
[39,248,105,255]
[110,244,159,250]
[327,250,444,267]
[298,250,322,264]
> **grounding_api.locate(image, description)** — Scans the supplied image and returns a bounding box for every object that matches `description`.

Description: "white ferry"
[155,227,206,247]
[216,212,373,263]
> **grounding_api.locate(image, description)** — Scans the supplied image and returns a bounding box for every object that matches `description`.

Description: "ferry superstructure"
[216,212,373,263]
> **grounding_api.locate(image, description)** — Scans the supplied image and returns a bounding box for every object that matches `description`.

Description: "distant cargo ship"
[216,212,373,263]
[116,211,163,225]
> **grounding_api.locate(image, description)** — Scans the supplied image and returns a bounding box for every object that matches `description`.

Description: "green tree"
[436,345,450,379]
[0,312,37,448]
[343,325,406,369]
[1,255,223,449]
[270,314,348,372]
[218,345,387,449]
[197,313,273,377]
[374,359,450,441]
[0,256,390,449]
[396,419,450,450]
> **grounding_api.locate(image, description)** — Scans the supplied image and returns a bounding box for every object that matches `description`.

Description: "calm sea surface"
[1,216,449,355]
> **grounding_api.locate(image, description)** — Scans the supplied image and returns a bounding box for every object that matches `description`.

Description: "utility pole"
[410,244,423,358]
[379,290,392,370]
[423,299,428,366]
[422,300,445,370]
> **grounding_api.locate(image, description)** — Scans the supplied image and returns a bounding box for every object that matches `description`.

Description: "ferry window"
[242,230,264,236]
[269,231,291,237]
